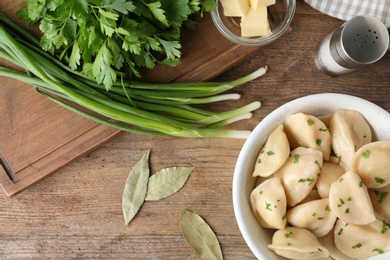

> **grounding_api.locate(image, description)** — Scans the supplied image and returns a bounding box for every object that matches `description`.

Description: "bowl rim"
[211,0,297,46]
[232,93,390,259]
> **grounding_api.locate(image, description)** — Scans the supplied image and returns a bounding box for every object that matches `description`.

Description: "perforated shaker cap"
[330,15,389,69]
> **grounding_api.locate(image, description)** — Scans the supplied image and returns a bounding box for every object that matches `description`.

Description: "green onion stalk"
[0,12,267,138]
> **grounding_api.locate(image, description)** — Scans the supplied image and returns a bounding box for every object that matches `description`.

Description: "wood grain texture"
[0,0,262,197]
[0,0,389,259]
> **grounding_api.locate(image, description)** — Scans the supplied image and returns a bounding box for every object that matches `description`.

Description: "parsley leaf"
[103,0,136,14]
[69,40,81,70]
[146,2,169,27]
[92,41,117,89]
[158,38,181,60]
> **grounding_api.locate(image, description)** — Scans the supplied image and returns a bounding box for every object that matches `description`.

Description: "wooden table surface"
[1,1,389,259]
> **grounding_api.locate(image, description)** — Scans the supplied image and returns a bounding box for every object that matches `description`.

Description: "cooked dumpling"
[369,184,390,223]
[329,171,375,225]
[299,189,321,205]
[351,141,390,188]
[253,124,290,177]
[255,175,274,187]
[334,218,390,259]
[316,156,346,199]
[268,227,329,260]
[284,113,331,160]
[274,147,323,207]
[250,177,287,229]
[318,227,354,260]
[330,109,372,170]
[286,198,337,237]
[317,114,332,129]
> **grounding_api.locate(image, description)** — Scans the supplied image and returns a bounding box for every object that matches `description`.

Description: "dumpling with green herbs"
[334,218,390,259]
[369,184,390,223]
[298,189,321,205]
[329,171,375,225]
[284,113,331,161]
[268,227,330,260]
[252,124,290,177]
[317,227,354,260]
[330,109,372,171]
[317,114,332,128]
[351,141,390,188]
[250,177,287,229]
[274,147,323,207]
[316,156,346,199]
[286,198,337,238]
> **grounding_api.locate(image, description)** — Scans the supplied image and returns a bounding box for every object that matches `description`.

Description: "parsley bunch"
[16,0,217,90]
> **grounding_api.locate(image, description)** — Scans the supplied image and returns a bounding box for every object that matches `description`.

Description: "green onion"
[0,12,267,138]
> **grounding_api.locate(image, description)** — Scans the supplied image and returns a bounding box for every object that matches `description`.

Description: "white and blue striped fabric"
[304,0,390,27]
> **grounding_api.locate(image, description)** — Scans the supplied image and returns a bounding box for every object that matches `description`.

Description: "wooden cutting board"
[0,1,263,197]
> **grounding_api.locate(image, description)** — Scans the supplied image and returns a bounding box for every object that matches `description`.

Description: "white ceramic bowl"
[233,93,390,260]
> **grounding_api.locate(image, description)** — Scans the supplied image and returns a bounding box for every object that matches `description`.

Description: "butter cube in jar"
[250,0,276,9]
[220,0,273,37]
[220,0,250,17]
[240,6,271,37]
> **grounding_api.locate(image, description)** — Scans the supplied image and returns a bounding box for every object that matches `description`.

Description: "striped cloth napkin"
[304,0,390,27]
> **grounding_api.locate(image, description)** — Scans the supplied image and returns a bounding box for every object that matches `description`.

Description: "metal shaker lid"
[330,15,389,69]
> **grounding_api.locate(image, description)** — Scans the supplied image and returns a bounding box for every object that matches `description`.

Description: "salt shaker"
[315,15,389,76]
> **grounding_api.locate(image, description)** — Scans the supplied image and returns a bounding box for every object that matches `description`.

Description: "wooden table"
[0,1,389,259]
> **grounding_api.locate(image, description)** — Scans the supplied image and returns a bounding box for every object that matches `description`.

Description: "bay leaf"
[181,210,223,260]
[145,166,194,201]
[122,150,150,225]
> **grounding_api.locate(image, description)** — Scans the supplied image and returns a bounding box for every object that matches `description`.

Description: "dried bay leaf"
[122,150,150,225]
[181,210,223,260]
[145,166,194,201]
